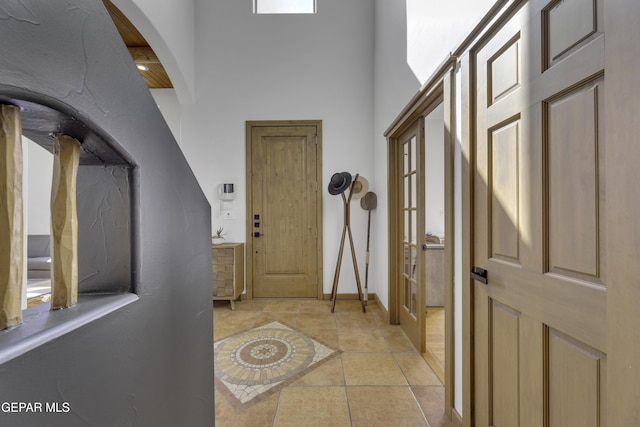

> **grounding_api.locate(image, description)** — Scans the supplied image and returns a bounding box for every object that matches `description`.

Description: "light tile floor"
[214,299,445,427]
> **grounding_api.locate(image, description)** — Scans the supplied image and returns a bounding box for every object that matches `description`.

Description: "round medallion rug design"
[214,321,341,411]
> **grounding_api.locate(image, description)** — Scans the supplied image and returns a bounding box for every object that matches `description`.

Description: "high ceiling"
[103,0,173,89]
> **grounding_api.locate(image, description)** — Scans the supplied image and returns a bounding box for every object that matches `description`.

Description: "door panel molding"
[469,0,607,424]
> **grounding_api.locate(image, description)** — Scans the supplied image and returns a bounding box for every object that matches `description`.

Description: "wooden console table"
[212,242,244,310]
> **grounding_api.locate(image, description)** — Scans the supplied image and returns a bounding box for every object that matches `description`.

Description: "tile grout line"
[408,384,433,427]
[387,328,433,426]
[333,308,355,426]
[271,389,282,427]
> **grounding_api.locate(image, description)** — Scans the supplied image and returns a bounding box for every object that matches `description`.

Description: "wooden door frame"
[393,118,426,351]
[385,56,456,423]
[245,120,323,300]
[456,3,529,424]
[605,1,640,422]
[459,50,474,427]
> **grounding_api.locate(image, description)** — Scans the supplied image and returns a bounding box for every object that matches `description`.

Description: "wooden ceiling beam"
[128,47,160,64]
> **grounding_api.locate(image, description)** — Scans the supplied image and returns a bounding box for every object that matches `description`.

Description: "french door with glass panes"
[398,119,425,352]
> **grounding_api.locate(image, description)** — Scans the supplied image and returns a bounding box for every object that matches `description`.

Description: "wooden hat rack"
[328,172,367,313]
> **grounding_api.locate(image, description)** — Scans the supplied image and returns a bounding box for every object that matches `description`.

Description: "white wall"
[424,103,445,238]
[373,0,422,309]
[406,0,497,83]
[113,0,195,104]
[25,139,53,235]
[151,89,181,143]
[179,0,375,295]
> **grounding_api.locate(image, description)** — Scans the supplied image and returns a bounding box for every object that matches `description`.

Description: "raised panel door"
[472,0,606,425]
[250,123,320,298]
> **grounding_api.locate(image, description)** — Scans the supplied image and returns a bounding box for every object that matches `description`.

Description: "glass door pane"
[396,117,424,353]
[401,136,419,319]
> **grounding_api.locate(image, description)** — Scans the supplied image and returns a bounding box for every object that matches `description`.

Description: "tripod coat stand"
[330,174,366,313]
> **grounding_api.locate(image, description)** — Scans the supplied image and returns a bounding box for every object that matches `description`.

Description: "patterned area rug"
[214,320,341,412]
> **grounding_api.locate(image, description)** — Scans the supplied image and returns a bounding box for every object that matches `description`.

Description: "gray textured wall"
[0,1,213,425]
[77,165,132,293]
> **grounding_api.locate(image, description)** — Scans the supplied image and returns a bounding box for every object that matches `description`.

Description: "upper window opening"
[254,0,316,14]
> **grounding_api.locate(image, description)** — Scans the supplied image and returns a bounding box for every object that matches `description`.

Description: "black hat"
[328,172,352,195]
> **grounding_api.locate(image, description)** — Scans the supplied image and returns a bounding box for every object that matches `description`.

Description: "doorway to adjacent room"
[422,103,446,383]
[386,70,455,393]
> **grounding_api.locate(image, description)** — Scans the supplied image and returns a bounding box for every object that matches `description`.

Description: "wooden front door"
[471,0,606,425]
[398,119,425,352]
[247,121,322,298]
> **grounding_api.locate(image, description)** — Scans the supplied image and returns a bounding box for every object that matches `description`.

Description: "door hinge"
[315,181,318,191]
[314,134,318,145]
